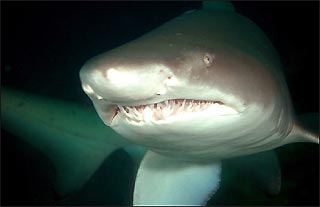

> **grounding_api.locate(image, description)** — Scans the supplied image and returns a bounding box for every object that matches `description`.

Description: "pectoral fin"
[282,113,319,145]
[133,151,221,206]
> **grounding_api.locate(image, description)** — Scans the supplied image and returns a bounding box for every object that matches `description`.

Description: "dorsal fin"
[202,1,235,12]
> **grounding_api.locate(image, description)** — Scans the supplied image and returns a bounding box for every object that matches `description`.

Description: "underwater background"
[1,1,319,206]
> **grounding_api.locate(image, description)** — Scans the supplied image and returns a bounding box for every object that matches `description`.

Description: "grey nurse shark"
[2,1,318,206]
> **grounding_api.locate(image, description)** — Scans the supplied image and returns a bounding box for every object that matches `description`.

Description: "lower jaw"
[108,122,235,162]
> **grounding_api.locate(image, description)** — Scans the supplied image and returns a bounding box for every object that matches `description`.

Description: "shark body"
[79,2,318,205]
[80,4,317,161]
[2,2,319,206]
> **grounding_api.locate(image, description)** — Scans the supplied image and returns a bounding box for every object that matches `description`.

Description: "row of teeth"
[116,99,223,122]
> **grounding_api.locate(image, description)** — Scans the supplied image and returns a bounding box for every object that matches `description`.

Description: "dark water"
[1,1,319,206]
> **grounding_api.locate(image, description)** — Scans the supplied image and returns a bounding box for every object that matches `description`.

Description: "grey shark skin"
[80,2,318,206]
[80,7,318,160]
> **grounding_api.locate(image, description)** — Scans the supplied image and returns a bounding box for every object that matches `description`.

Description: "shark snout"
[80,63,178,104]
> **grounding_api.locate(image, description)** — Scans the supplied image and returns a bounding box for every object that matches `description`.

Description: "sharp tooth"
[173,100,179,114]
[157,103,161,119]
[199,101,204,109]
[165,100,169,107]
[140,107,144,120]
[133,107,141,119]
[177,100,183,113]
[161,102,165,110]
[181,99,186,108]
[169,106,174,115]
[187,101,193,111]
[144,106,154,120]
[129,108,133,115]
[169,100,174,107]
[170,100,175,112]
[119,106,126,114]
[193,102,200,112]
[168,100,174,114]
[205,102,210,109]
[127,110,134,119]
[152,104,156,119]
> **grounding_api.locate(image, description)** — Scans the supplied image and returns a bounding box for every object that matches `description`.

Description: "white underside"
[112,103,284,161]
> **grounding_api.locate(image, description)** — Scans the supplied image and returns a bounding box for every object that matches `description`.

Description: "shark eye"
[203,53,213,67]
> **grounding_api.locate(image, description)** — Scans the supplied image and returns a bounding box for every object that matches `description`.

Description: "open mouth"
[111,99,239,124]
[83,83,240,125]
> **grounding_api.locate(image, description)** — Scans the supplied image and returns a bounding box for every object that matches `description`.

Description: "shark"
[1,1,318,206]
[78,1,319,205]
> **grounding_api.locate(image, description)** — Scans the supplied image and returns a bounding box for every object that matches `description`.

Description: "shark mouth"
[82,83,241,125]
[111,99,239,124]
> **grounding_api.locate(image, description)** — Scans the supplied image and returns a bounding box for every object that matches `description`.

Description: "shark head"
[80,9,317,161]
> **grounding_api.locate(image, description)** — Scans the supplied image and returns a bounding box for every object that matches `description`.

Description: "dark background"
[1,1,319,206]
